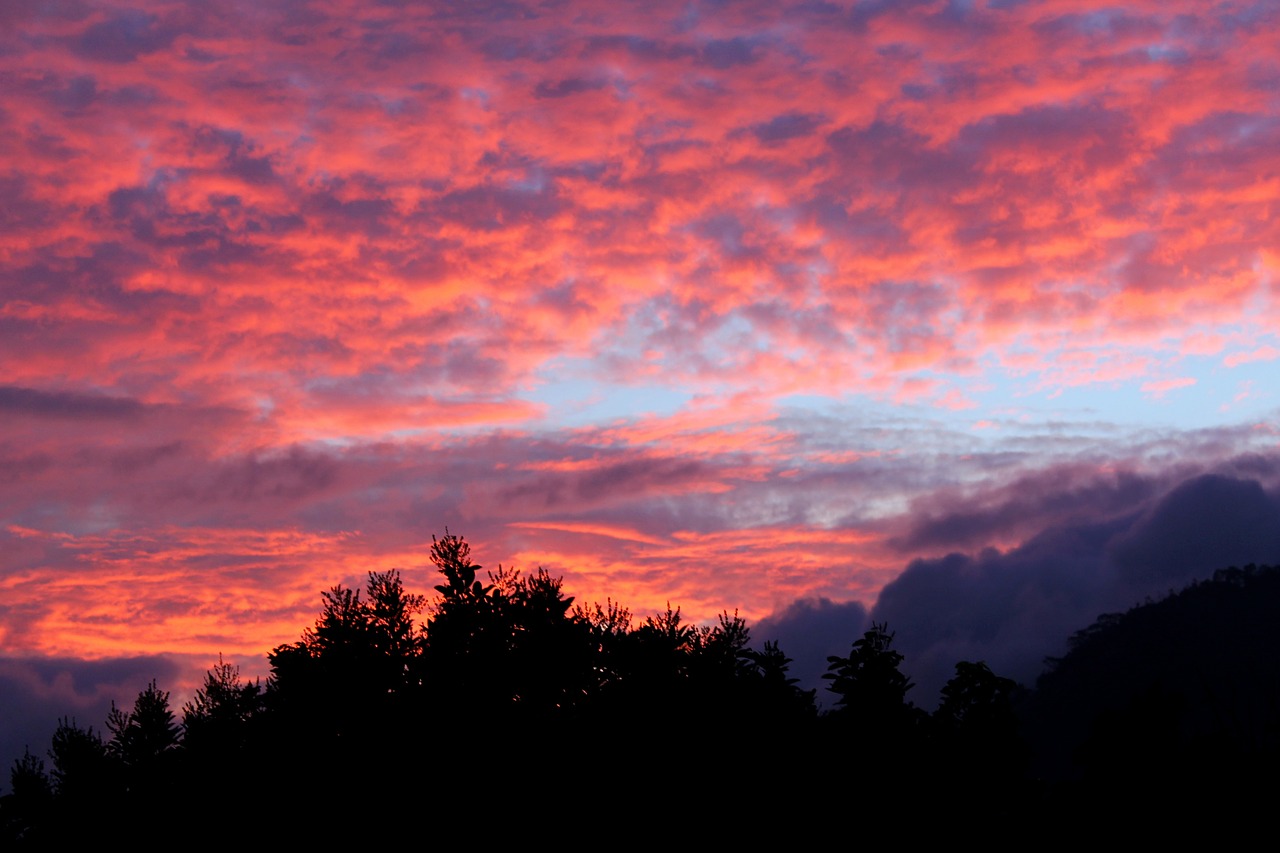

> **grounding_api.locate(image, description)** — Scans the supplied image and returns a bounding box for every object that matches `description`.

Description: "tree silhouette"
[33,717,122,840]
[47,718,112,802]
[823,622,916,724]
[487,566,594,718]
[573,597,632,707]
[1,751,52,844]
[821,621,924,799]
[5,751,51,805]
[182,655,262,754]
[366,569,427,671]
[937,660,1018,729]
[741,640,818,720]
[930,660,1027,813]
[105,680,181,804]
[265,566,430,788]
[430,530,490,602]
[0,531,1096,841]
[422,532,602,732]
[420,531,503,718]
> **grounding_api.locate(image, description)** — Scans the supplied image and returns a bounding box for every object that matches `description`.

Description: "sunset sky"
[3,0,1280,760]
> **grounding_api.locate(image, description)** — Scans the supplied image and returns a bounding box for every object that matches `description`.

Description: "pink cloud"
[1224,345,1280,368]
[2,0,1279,680]
[1141,376,1197,398]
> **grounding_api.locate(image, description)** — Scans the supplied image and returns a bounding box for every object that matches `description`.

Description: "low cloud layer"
[0,655,183,780]
[871,467,1280,705]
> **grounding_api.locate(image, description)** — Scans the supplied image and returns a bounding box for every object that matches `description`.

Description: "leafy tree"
[633,604,697,676]
[575,597,632,696]
[822,620,924,776]
[824,622,915,720]
[741,640,818,720]
[932,660,1026,800]
[604,602,701,723]
[813,622,926,812]
[697,611,754,680]
[488,566,594,717]
[419,531,501,716]
[936,661,1018,729]
[430,530,490,604]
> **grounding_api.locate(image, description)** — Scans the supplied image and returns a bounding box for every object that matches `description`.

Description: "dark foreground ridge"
[3,535,1278,843]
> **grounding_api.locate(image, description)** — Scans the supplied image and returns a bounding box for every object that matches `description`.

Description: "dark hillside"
[1020,564,1280,819]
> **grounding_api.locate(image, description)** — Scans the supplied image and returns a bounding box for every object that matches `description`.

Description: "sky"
[3,0,1280,767]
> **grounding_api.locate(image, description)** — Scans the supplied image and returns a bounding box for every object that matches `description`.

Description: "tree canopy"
[19,537,1268,841]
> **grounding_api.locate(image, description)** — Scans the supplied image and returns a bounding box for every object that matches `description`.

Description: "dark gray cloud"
[74,11,179,63]
[0,655,183,790]
[304,191,397,238]
[751,596,869,705]
[0,385,145,420]
[751,112,824,144]
[895,467,1161,552]
[584,34,694,62]
[700,37,763,68]
[428,182,565,233]
[868,468,1280,707]
[4,242,194,315]
[1108,474,1280,585]
[534,77,606,99]
[497,455,716,509]
[200,446,344,504]
[0,449,53,484]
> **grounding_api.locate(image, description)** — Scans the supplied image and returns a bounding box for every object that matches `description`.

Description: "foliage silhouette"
[4,530,1152,841]
[105,680,180,772]
[741,639,818,719]
[818,620,928,804]
[823,621,917,727]
[20,717,125,842]
[181,654,262,753]
[936,660,1020,735]
[5,751,50,804]
[928,660,1028,815]
[267,566,427,750]
[1,751,52,843]
[47,718,111,802]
